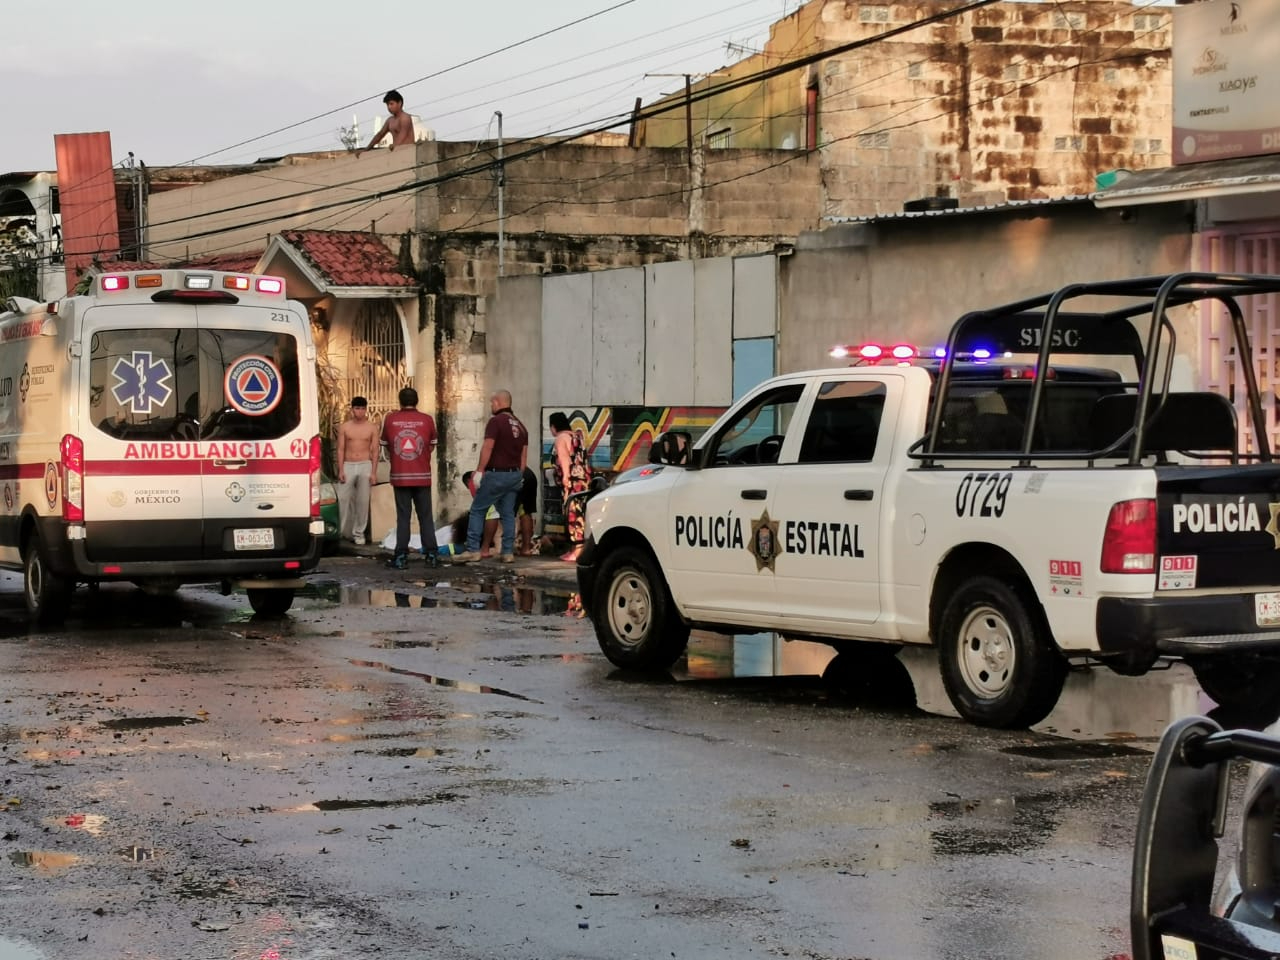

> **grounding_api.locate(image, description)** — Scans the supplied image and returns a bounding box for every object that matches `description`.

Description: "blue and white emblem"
[225,355,282,416]
[110,351,174,415]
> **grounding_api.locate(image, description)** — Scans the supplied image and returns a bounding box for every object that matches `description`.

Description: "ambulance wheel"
[247,588,294,617]
[24,535,69,624]
[937,575,1066,729]
[592,546,689,671]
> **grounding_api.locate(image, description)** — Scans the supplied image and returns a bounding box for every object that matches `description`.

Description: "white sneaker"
[353,536,366,545]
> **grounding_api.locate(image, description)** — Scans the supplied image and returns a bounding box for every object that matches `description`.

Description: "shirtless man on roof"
[358,89,415,155]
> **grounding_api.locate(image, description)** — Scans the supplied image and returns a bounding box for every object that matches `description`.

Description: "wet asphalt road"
[0,553,1223,960]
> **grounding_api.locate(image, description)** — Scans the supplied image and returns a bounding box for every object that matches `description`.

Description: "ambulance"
[0,268,324,621]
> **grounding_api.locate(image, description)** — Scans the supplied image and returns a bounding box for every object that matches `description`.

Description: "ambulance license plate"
[234,528,274,551]
[1256,592,1280,626]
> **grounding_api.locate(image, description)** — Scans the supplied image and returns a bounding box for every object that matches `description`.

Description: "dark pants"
[393,485,438,557]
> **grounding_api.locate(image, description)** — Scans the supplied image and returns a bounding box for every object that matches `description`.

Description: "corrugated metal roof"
[1094,155,1280,207]
[825,195,1094,224]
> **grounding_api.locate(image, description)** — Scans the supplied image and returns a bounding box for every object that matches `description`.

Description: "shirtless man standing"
[359,89,416,154]
[337,397,379,545]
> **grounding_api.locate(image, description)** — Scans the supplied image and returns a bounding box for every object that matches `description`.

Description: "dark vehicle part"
[1132,717,1280,960]
[247,587,295,617]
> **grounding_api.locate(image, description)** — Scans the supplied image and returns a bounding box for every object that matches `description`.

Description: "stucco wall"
[145,150,418,260]
[777,203,1196,373]
[641,0,1172,216]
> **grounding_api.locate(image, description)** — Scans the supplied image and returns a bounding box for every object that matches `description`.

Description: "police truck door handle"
[214,459,248,469]
[844,489,874,501]
[740,489,768,500]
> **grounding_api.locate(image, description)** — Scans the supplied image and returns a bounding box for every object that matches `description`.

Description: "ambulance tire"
[592,546,689,671]
[247,588,295,617]
[937,575,1067,729]
[24,535,69,624]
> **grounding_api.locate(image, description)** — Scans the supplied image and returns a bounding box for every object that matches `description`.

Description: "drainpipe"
[496,111,505,278]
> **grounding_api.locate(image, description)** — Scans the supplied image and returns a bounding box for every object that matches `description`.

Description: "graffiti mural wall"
[539,405,725,474]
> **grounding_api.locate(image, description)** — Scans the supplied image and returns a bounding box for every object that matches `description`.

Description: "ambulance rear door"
[194,305,313,563]
[82,312,207,564]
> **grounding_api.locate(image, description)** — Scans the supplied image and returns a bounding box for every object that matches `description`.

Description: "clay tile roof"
[279,229,417,288]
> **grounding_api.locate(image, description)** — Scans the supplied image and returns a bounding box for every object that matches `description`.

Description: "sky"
[2,0,801,172]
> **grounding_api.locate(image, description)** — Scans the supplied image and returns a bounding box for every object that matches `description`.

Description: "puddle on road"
[0,937,45,960]
[669,631,1219,745]
[100,716,206,732]
[299,579,574,616]
[349,658,541,704]
[283,791,463,812]
[7,850,81,872]
[47,813,108,836]
[358,746,450,758]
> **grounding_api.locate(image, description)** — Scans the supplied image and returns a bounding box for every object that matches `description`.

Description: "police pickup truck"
[577,274,1280,728]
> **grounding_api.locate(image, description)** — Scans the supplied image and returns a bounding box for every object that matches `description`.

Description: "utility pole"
[646,72,727,170]
[684,74,693,169]
[496,111,505,278]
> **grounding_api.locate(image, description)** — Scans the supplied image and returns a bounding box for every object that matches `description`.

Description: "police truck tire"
[592,546,689,671]
[937,575,1066,729]
[247,588,294,617]
[24,535,69,623]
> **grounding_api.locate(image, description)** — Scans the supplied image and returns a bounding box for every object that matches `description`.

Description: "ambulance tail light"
[309,436,322,519]
[60,434,85,522]
[100,275,129,292]
[256,277,284,295]
[1100,498,1156,574]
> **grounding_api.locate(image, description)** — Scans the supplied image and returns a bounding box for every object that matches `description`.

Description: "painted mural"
[539,405,725,474]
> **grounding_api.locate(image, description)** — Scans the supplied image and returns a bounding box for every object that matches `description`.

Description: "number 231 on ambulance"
[0,269,324,620]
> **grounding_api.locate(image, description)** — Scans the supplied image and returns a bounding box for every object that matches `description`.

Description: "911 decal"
[955,472,1012,518]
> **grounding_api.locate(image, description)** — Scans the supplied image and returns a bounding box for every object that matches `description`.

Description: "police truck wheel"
[24,535,69,623]
[592,547,689,671]
[937,575,1066,728]
[247,588,294,617]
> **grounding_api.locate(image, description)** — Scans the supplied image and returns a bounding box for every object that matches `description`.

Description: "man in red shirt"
[454,389,529,564]
[380,386,440,569]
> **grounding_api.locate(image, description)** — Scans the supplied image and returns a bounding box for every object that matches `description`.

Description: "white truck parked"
[577,274,1280,728]
[0,268,324,621]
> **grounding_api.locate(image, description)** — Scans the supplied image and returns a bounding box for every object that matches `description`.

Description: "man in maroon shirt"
[380,386,440,569]
[454,389,529,564]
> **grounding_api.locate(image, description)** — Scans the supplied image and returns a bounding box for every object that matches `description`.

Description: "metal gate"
[348,300,411,417]
[1200,228,1280,456]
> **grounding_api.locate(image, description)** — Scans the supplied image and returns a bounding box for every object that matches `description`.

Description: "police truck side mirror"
[650,430,693,467]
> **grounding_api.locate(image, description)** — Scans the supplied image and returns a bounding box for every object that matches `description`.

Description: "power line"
[22,0,1164,265]
[181,0,640,165]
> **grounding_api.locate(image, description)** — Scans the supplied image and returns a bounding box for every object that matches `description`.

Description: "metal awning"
[1094,156,1280,208]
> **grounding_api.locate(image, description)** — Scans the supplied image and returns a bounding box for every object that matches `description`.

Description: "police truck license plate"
[1256,592,1280,626]
[234,528,274,550]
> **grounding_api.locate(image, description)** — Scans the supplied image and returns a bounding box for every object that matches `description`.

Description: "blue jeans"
[467,470,524,554]
[393,485,437,557]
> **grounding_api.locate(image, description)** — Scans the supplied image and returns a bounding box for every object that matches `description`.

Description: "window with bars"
[1199,231,1280,456]
[348,300,411,419]
[860,5,890,23]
